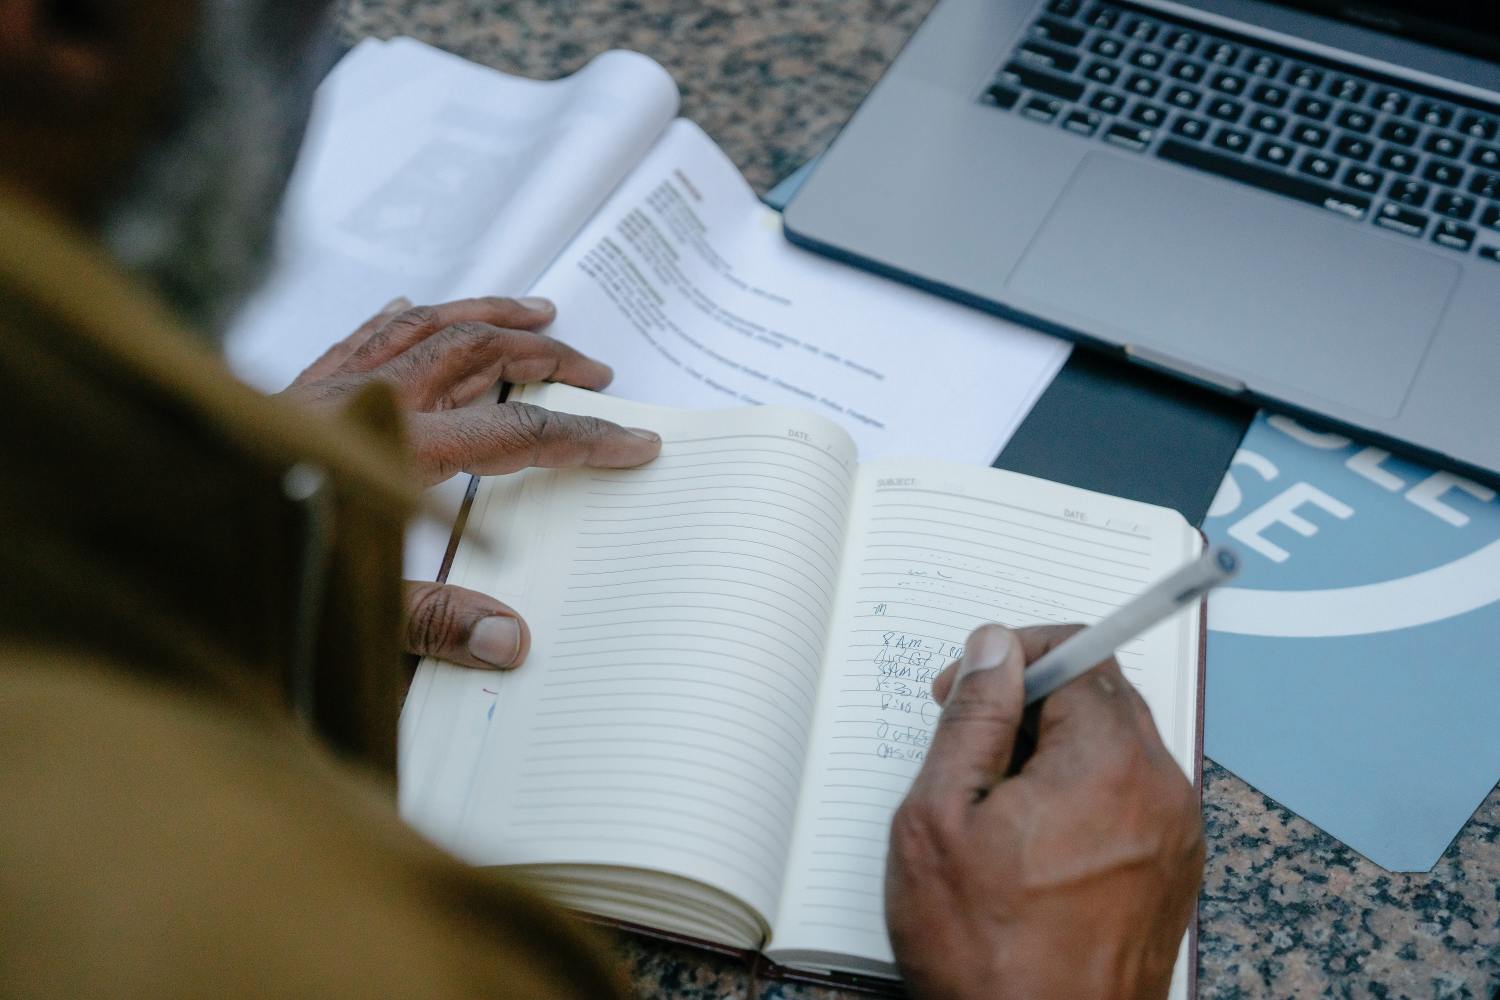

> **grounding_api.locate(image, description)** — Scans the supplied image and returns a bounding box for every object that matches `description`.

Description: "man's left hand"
[280,294,661,670]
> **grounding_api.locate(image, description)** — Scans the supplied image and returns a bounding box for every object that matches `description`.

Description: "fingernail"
[626,427,661,443]
[468,616,521,668]
[949,625,1012,703]
[517,296,554,312]
[380,295,411,315]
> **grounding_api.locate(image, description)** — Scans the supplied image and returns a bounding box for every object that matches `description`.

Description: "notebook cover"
[994,350,1252,528]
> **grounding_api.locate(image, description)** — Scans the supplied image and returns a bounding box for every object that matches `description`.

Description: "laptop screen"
[1267,2,1500,63]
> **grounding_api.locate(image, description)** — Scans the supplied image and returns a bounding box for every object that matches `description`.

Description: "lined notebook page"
[771,458,1199,969]
[431,384,859,931]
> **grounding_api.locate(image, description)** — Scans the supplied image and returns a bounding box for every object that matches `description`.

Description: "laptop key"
[1424,133,1466,159]
[1459,114,1498,141]
[1433,192,1477,220]
[1471,145,1500,169]
[1130,102,1168,128]
[1479,245,1500,264]
[1248,110,1286,135]
[1084,5,1121,29]
[1432,220,1476,251]
[1336,109,1375,133]
[985,83,1023,110]
[1286,65,1323,90]
[1162,29,1200,54]
[1210,71,1246,95]
[1126,73,1160,98]
[1167,85,1201,110]
[1370,89,1409,116]
[1123,16,1158,41]
[1203,41,1239,65]
[1157,138,1370,219]
[1103,122,1154,151]
[1089,90,1127,115]
[1170,59,1205,83]
[1388,178,1430,207]
[1343,165,1385,193]
[1021,95,1066,123]
[1377,147,1418,174]
[1481,204,1500,231]
[1334,135,1373,161]
[1001,62,1086,102]
[1019,41,1082,74]
[1046,0,1082,16]
[1171,114,1210,141]
[1032,16,1086,46]
[1293,95,1332,121]
[1085,61,1121,85]
[1422,160,1465,188]
[1328,77,1366,102]
[1213,127,1251,153]
[1129,48,1166,71]
[1062,108,1104,136]
[1207,97,1244,122]
[1298,152,1339,181]
[1244,53,1282,77]
[1470,172,1500,200]
[1415,102,1454,129]
[1090,36,1125,58]
[1291,122,1330,148]
[1255,139,1295,166]
[1374,202,1429,237]
[1378,120,1420,147]
[1251,83,1289,108]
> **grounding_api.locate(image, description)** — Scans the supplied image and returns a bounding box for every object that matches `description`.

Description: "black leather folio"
[995,350,1253,528]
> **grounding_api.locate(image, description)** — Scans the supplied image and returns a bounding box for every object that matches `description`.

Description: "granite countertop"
[339,1,1500,994]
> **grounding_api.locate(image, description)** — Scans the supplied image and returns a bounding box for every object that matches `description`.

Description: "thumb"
[908,625,1026,805]
[403,581,531,670]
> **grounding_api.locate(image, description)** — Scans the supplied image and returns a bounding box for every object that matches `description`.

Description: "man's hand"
[885,624,1204,1000]
[281,295,662,669]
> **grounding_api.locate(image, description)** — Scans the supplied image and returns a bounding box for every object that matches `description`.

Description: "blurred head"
[0,0,339,335]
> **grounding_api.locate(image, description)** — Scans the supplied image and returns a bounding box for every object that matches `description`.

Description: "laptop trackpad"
[1006,153,1460,418]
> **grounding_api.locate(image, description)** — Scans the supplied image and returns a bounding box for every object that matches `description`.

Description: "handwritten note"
[773,464,1167,959]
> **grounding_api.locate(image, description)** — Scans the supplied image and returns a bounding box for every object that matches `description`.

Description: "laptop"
[783,0,1500,482]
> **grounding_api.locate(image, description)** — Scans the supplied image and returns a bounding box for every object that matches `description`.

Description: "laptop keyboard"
[983,0,1500,261]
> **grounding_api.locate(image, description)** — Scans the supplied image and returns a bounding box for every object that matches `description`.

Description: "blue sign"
[1204,412,1500,871]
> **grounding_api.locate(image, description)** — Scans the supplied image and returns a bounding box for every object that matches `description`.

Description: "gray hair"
[101,0,339,338]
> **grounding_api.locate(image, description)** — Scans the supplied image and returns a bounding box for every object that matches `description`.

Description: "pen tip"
[1215,546,1239,575]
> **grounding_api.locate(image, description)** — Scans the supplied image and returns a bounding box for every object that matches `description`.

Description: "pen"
[1022,543,1240,705]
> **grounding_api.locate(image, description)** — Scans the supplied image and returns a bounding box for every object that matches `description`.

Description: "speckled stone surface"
[337,2,1500,995]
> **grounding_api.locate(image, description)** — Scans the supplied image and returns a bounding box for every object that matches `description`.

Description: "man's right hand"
[885,624,1204,1000]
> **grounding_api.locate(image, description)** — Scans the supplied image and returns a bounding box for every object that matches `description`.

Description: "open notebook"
[403,383,1204,993]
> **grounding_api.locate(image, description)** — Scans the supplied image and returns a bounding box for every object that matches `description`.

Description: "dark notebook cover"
[995,350,1251,528]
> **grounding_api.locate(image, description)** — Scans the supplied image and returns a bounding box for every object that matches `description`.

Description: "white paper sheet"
[226,37,678,393]
[531,119,1069,464]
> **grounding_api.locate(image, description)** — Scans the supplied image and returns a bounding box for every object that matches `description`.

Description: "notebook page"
[771,458,1200,974]
[402,384,858,931]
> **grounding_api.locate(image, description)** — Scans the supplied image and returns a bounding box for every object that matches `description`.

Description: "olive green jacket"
[0,187,626,998]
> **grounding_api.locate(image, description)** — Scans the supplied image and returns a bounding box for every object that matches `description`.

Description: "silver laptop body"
[784,0,1500,481]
